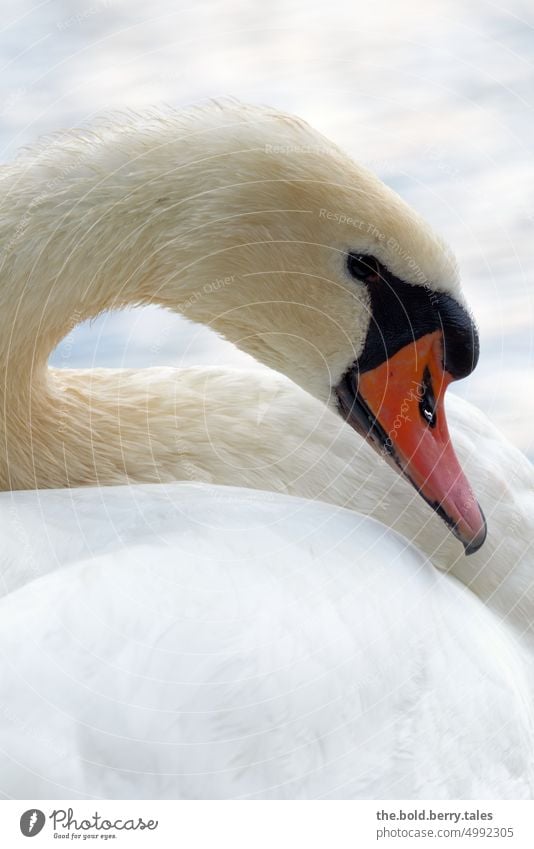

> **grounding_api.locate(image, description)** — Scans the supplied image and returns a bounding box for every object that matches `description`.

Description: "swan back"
[0,484,532,799]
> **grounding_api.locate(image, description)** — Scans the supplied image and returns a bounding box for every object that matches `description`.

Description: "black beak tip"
[461,504,487,556]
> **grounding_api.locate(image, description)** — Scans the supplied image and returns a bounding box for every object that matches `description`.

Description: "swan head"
[162,103,486,553]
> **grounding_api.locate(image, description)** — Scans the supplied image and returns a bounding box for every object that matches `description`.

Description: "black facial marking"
[347,254,479,379]
[336,370,394,455]
[419,366,437,428]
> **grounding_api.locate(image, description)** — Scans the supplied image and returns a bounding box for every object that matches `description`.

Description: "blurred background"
[2,0,533,458]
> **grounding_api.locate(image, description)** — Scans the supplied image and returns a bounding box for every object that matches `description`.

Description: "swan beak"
[337,329,487,554]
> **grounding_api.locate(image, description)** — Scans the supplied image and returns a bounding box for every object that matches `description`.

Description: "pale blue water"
[2,0,533,456]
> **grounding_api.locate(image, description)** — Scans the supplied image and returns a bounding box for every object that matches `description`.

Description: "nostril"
[419,366,437,428]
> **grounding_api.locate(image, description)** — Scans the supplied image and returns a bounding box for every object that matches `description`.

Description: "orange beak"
[337,329,486,554]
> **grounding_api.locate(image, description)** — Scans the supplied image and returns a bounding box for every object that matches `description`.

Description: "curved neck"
[0,123,226,486]
[0,115,333,489]
[0,182,196,374]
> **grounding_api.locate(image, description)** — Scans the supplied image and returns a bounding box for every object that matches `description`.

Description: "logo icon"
[20,810,45,837]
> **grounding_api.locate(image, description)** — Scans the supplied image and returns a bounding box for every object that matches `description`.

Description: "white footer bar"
[1,799,533,848]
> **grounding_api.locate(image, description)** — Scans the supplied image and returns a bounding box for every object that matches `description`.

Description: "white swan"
[0,102,533,799]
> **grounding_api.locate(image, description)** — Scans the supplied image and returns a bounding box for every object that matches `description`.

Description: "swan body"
[1,484,533,800]
[0,102,533,799]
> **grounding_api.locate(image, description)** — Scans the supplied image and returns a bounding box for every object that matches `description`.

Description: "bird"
[0,101,532,799]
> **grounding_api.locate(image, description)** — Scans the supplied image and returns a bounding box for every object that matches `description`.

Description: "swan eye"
[347,253,381,283]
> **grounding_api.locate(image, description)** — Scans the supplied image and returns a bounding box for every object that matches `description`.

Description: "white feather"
[1,484,532,799]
